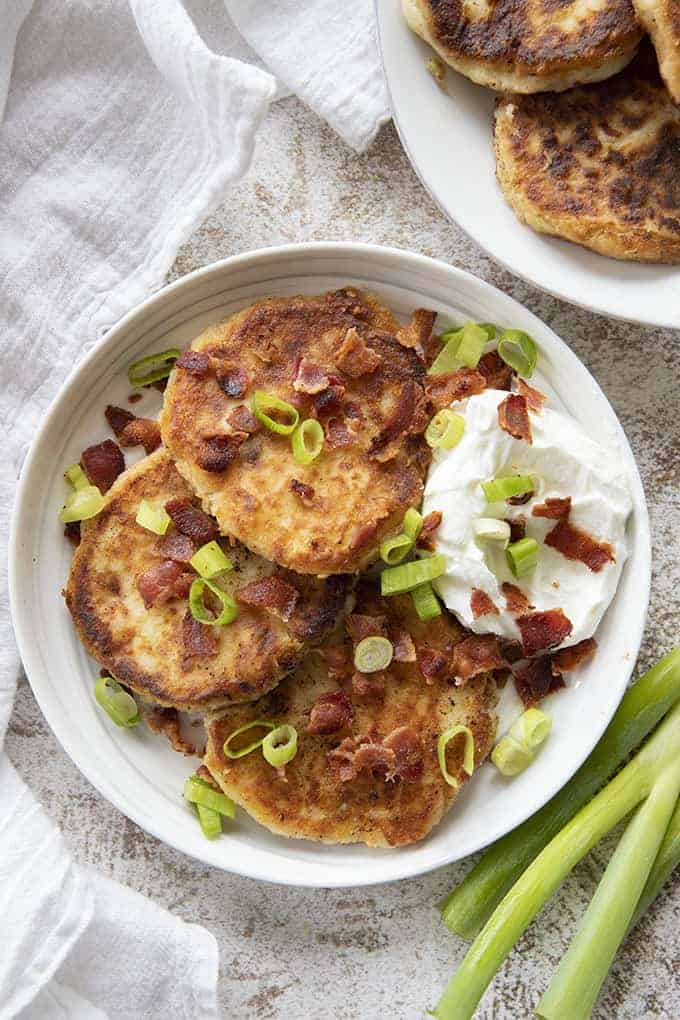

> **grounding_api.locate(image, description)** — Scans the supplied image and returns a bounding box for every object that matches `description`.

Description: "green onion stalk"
[432,649,680,1020]
[440,648,680,939]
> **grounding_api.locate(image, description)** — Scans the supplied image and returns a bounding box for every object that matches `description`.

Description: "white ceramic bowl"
[375,0,680,329]
[9,243,650,887]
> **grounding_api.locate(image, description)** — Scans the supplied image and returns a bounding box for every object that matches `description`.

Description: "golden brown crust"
[632,0,680,101]
[160,289,432,576]
[404,0,641,92]
[64,449,351,711]
[494,47,680,263]
[204,585,498,847]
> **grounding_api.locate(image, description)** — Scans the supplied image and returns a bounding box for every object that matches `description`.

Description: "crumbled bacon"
[64,521,81,545]
[137,560,193,608]
[195,764,220,789]
[181,609,218,667]
[500,638,524,664]
[352,670,388,698]
[517,608,573,657]
[416,510,443,552]
[324,416,352,448]
[294,358,332,395]
[165,499,217,543]
[506,517,526,542]
[176,350,209,376]
[498,393,532,444]
[324,642,353,682]
[228,405,260,434]
[517,378,546,412]
[105,404,136,436]
[545,519,615,573]
[290,478,315,504]
[119,417,162,454]
[236,576,300,621]
[470,588,499,618]
[157,532,195,563]
[214,363,249,398]
[452,634,506,682]
[513,656,564,707]
[335,326,381,378]
[346,613,388,644]
[196,433,244,472]
[349,521,378,554]
[145,707,196,756]
[425,368,486,411]
[307,690,354,736]
[395,309,437,359]
[313,381,346,416]
[477,350,513,390]
[391,629,417,663]
[508,491,534,506]
[81,439,124,492]
[383,726,424,782]
[128,392,142,404]
[551,637,597,674]
[501,582,533,614]
[418,645,449,684]
[532,497,572,520]
[368,380,424,457]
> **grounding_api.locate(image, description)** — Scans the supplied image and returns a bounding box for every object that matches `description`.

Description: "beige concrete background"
[7,97,679,1018]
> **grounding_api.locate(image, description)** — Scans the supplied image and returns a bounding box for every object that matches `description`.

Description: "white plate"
[9,243,650,888]
[376,0,680,329]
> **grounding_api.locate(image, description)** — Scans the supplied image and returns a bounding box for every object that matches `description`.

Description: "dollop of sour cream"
[422,389,632,649]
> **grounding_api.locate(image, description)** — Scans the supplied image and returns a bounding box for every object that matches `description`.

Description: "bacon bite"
[501,582,533,614]
[452,634,506,681]
[517,608,573,657]
[137,560,194,609]
[470,589,499,618]
[425,368,486,411]
[514,656,565,707]
[236,576,300,621]
[551,637,597,673]
[165,499,217,543]
[335,326,381,377]
[532,497,572,520]
[181,609,218,667]
[498,393,532,443]
[545,518,615,572]
[175,350,209,376]
[81,439,125,492]
[307,691,354,736]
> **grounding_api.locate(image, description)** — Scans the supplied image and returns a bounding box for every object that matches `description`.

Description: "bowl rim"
[8,241,651,887]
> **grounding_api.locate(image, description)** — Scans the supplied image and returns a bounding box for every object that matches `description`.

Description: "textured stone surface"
[7,97,679,1018]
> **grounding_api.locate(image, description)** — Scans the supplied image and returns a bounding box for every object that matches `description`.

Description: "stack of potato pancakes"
[65,288,500,847]
[405,0,680,263]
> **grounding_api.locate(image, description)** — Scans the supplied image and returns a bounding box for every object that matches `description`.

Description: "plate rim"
[374,0,680,331]
[9,241,651,887]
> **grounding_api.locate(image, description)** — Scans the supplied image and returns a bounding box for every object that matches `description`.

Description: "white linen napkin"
[0,1,388,1017]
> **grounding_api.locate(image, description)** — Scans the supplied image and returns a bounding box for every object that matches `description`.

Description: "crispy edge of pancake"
[160,288,431,576]
[203,597,499,848]
[633,0,680,101]
[493,62,680,263]
[64,449,350,712]
[403,0,640,93]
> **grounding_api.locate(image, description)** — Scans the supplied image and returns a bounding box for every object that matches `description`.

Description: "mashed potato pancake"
[160,289,432,576]
[403,0,641,93]
[65,449,351,712]
[204,584,498,847]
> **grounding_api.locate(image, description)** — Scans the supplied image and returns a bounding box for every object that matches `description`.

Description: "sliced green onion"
[403,507,424,541]
[380,532,413,566]
[481,475,534,503]
[509,708,552,752]
[223,720,275,759]
[262,725,298,768]
[381,554,446,596]
[59,485,105,523]
[480,323,497,341]
[291,418,324,465]
[438,725,475,788]
[128,348,180,387]
[439,326,463,344]
[455,322,488,369]
[94,676,140,727]
[196,803,222,839]
[354,636,394,673]
[189,577,238,626]
[135,499,171,535]
[497,329,538,378]
[190,540,233,579]
[184,776,235,818]
[426,410,466,450]
[491,735,534,776]
[411,581,442,621]
[64,463,89,490]
[251,391,299,435]
[428,332,463,375]
[474,518,511,546]
[506,537,539,579]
